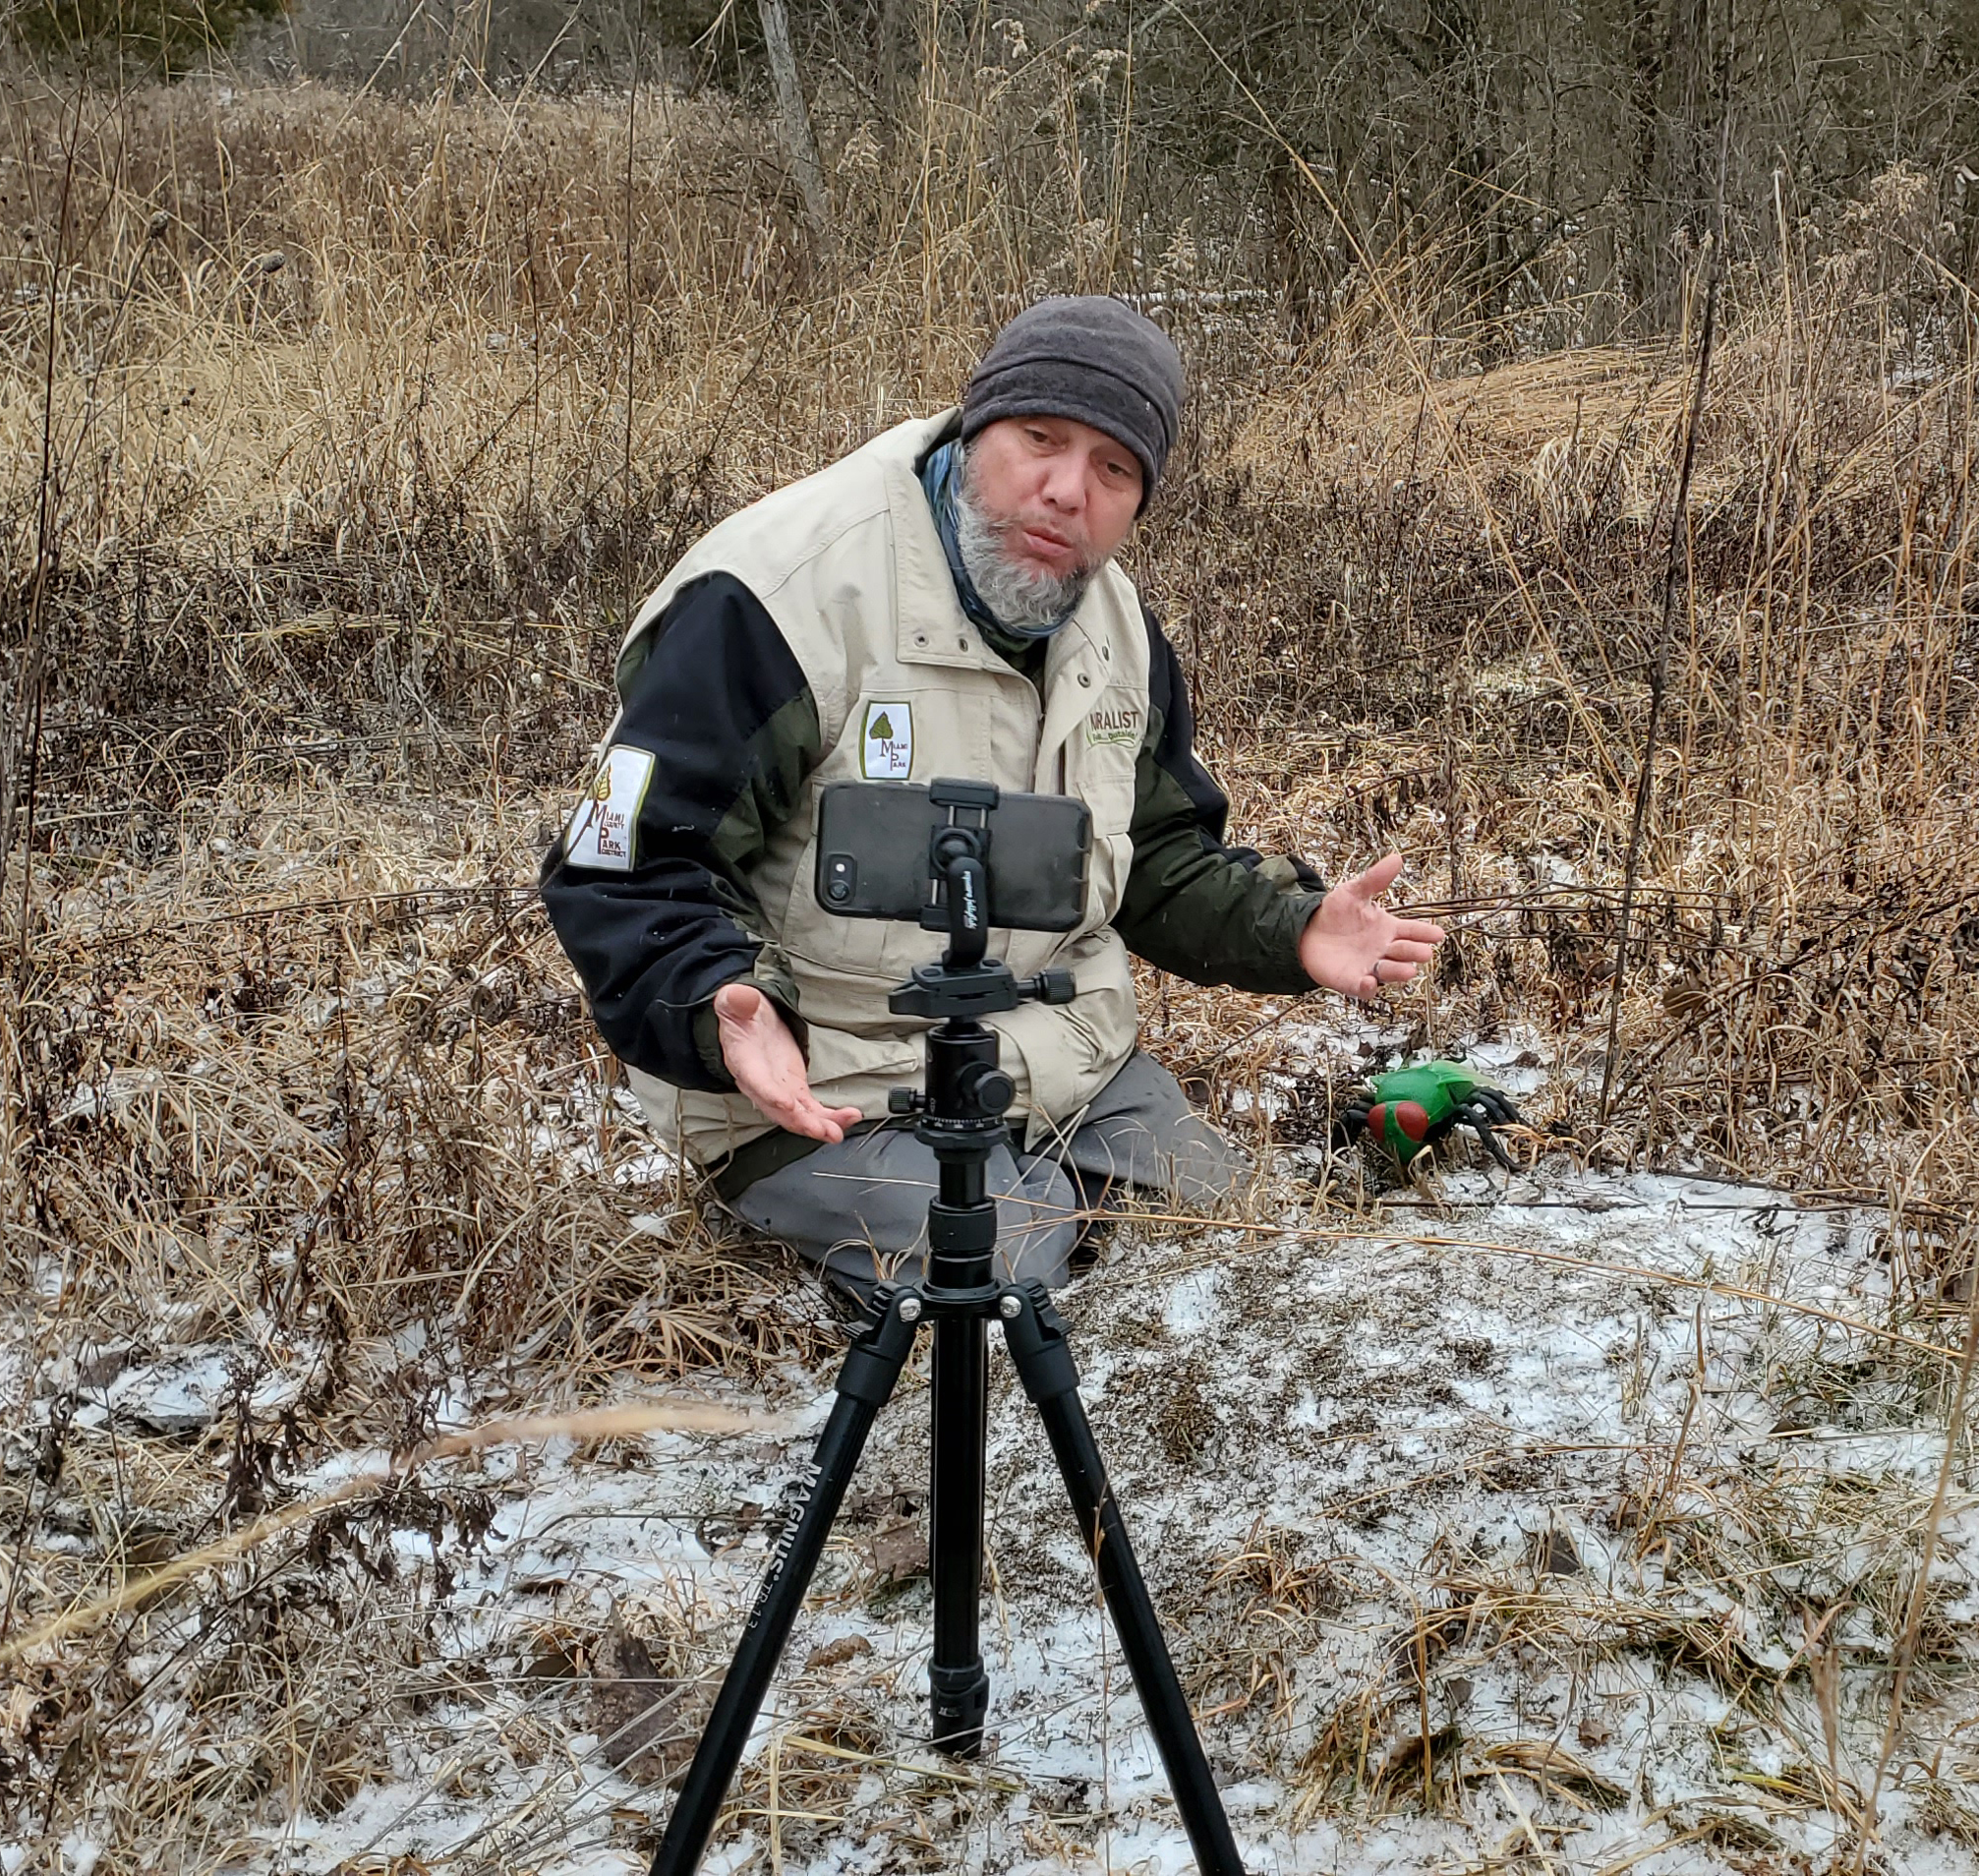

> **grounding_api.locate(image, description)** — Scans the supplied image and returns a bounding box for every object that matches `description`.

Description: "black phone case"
[815,782,1090,932]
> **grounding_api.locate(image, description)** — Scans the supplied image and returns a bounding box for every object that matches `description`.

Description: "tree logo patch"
[562,744,655,870]
[861,701,913,779]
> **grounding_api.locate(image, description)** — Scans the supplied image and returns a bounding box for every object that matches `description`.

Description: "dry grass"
[0,64,1975,1875]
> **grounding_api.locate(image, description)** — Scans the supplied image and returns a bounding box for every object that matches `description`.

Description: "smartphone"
[815,780,1091,933]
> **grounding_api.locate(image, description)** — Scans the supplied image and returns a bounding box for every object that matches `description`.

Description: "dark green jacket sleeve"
[1111,608,1325,993]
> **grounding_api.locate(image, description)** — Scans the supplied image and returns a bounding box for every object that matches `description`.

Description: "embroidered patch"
[860,701,914,779]
[562,744,655,871]
[1084,701,1142,747]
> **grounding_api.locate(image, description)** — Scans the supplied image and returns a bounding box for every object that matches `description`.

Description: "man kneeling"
[542,297,1444,1299]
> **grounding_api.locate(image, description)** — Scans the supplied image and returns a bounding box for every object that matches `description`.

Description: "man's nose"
[1039,457,1086,512]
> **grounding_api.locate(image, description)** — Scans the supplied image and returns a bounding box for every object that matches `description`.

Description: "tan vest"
[611,411,1152,1164]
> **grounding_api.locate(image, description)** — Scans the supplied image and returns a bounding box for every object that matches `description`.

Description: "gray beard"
[955,456,1095,634]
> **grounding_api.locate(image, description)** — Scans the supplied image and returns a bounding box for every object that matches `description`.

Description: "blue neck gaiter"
[918,440,1077,658]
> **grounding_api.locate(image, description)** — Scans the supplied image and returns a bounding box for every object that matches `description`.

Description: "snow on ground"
[233,1156,1979,1876]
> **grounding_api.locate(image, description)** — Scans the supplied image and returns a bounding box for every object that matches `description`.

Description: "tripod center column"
[922,1018,1012,1290]
[919,1016,1006,1757]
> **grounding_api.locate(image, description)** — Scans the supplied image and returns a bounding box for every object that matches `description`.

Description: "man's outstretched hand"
[1299,854,1446,1002]
[714,982,864,1143]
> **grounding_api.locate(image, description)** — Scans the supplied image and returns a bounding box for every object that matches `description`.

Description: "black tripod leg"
[650,1287,920,1876]
[929,1309,990,1755]
[1000,1283,1249,1876]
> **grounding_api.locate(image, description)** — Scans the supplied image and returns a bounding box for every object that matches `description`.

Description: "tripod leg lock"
[928,1198,999,1261]
[929,1658,990,1757]
[841,1285,922,1405]
[998,1282,1078,1402]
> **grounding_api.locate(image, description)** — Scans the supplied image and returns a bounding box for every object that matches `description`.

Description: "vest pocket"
[1084,830,1135,935]
[1065,734,1137,935]
[803,1025,927,1114]
[992,946,1136,1130]
[779,828,894,976]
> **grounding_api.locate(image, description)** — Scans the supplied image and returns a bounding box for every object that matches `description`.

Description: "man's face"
[962,415,1144,582]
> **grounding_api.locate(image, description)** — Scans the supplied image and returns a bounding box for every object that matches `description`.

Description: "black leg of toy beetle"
[1473,1088,1524,1129]
[1467,1106,1516,1172]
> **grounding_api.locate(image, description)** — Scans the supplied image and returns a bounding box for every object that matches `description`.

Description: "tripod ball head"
[888,1062,1014,1121]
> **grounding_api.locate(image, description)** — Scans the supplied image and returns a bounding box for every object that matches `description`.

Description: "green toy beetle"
[1336,1061,1525,1171]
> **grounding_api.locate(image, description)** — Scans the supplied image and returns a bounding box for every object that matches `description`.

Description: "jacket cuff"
[689,963,810,1088]
[690,1001,735,1088]
[1257,863,1327,992]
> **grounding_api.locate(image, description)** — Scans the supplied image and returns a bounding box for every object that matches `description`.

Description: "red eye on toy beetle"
[1394,1100,1430,1142]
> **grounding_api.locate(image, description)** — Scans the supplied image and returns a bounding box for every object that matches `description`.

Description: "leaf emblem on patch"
[860,700,913,778]
[563,744,655,872]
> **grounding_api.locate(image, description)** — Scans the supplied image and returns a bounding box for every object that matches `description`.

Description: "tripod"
[649,839,1248,1876]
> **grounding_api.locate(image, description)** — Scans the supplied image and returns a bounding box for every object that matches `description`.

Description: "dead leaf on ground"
[869,1515,928,1585]
[1532,1525,1584,1576]
[803,1634,874,1672]
[590,1612,706,1786]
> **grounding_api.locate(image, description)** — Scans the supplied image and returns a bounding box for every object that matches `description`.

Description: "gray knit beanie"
[960,297,1185,510]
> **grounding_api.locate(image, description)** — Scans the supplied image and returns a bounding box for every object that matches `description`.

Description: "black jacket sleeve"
[1110,606,1326,993]
[539,573,823,1090]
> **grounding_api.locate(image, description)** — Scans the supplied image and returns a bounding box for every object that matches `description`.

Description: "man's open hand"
[714,982,864,1143]
[1298,854,1446,1002]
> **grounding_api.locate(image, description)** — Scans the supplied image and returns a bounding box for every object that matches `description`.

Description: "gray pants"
[726,1052,1247,1297]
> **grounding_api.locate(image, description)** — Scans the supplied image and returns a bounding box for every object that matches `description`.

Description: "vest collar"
[884,411,1006,673]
